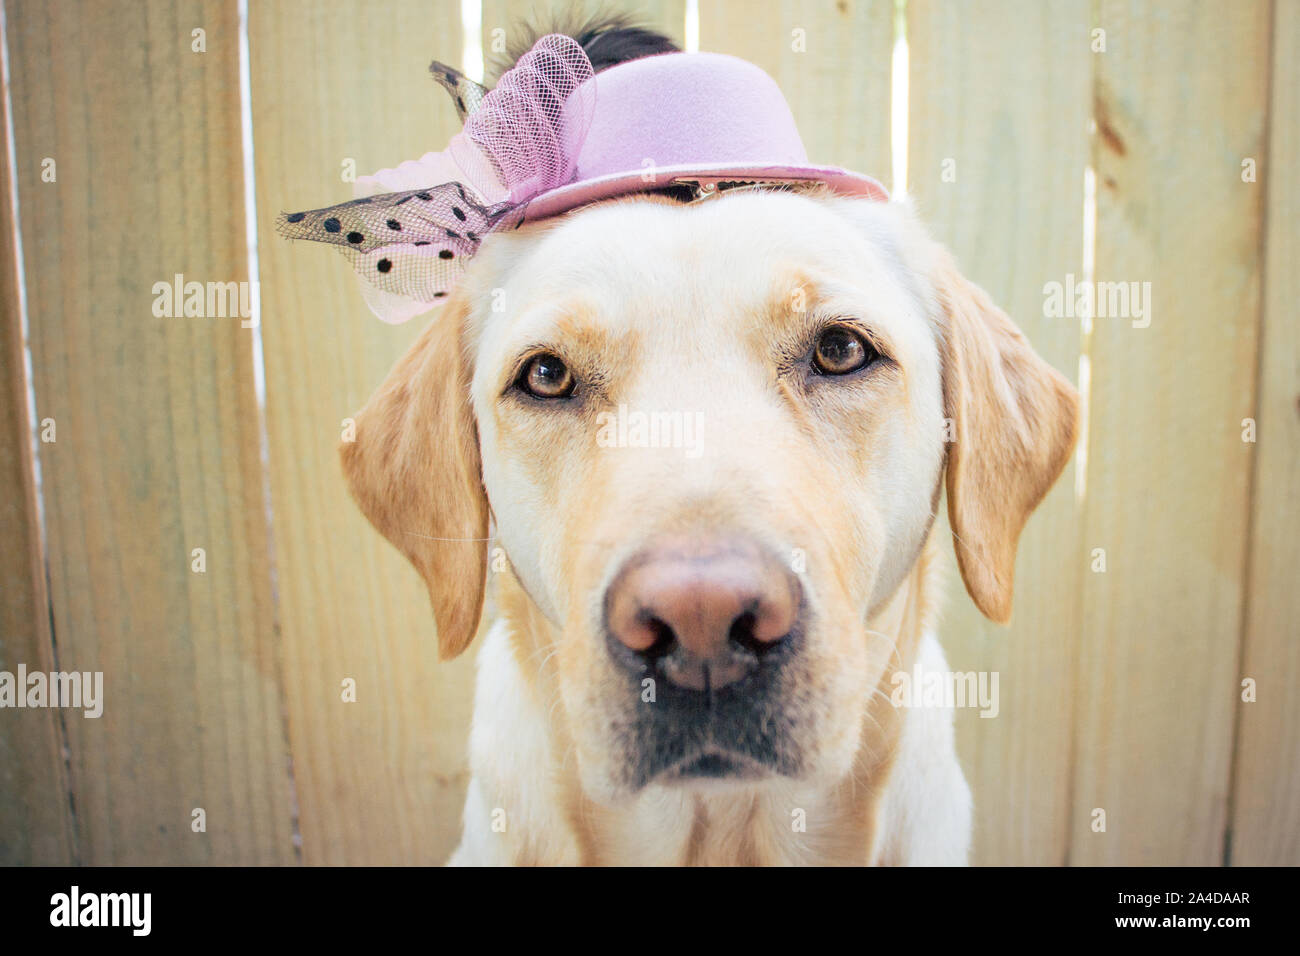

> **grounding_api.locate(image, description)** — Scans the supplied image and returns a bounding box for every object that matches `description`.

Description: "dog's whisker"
[534,645,563,676]
[924,505,1004,588]
[401,530,498,542]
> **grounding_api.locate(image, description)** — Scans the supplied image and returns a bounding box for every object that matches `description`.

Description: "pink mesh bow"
[277,34,596,323]
[457,34,595,205]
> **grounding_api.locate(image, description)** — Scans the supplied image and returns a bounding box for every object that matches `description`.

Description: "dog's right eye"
[812,326,877,376]
[517,352,576,399]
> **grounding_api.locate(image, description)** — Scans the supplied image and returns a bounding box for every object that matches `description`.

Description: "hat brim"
[521,162,889,221]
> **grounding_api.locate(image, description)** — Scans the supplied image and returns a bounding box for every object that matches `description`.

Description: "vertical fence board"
[0,15,74,861]
[908,0,1089,866]
[482,0,686,55]
[5,0,294,863]
[1073,0,1269,865]
[1230,0,1300,866]
[250,0,477,865]
[698,0,893,183]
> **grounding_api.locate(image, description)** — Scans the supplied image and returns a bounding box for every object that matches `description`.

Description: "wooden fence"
[0,0,1295,865]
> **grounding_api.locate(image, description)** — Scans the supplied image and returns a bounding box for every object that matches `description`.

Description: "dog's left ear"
[935,253,1080,624]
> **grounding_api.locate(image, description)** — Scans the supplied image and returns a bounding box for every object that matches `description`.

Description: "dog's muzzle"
[602,535,808,787]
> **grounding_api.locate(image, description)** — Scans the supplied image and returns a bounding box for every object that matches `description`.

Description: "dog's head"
[342,188,1078,800]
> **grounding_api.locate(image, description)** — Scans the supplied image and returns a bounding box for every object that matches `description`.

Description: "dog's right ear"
[340,292,489,659]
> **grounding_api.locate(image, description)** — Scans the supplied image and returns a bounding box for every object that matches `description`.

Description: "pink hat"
[279,34,888,323]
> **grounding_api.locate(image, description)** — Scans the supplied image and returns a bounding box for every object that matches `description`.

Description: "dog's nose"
[604,538,800,691]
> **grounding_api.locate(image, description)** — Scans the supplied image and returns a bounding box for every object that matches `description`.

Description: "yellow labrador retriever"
[339,185,1078,865]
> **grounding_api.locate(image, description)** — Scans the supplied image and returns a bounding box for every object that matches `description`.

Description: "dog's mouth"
[611,654,808,792]
[662,748,769,783]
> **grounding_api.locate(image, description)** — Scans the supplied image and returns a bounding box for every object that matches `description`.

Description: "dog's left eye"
[517,352,576,398]
[812,326,877,375]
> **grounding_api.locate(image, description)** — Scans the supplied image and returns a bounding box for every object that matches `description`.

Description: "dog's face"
[342,189,1078,802]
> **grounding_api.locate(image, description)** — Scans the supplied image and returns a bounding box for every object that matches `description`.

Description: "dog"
[336,20,1079,866]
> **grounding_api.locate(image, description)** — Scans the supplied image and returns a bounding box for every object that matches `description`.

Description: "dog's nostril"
[639,615,677,660]
[728,609,780,655]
